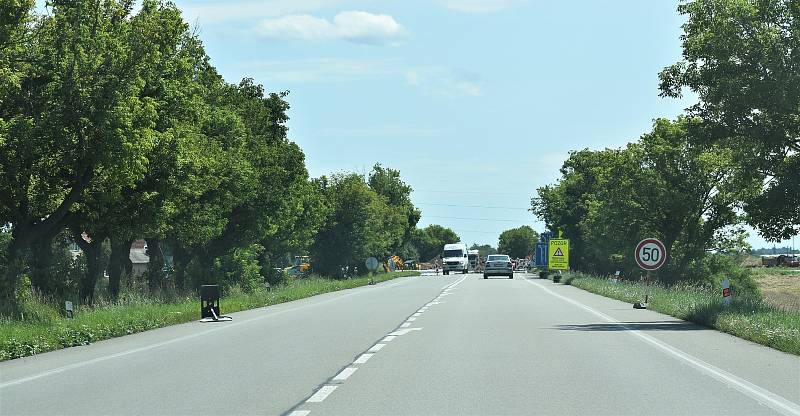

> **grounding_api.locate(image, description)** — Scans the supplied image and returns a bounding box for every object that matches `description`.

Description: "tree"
[497,226,538,259]
[533,118,756,282]
[0,0,166,308]
[368,163,421,253]
[311,173,410,276]
[410,225,460,262]
[469,243,497,258]
[659,0,800,241]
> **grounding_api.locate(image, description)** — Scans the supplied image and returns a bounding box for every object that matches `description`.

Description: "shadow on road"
[553,321,706,332]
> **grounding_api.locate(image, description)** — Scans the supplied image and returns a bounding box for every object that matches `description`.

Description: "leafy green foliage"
[469,243,497,258]
[410,225,460,262]
[0,272,417,361]
[497,226,538,259]
[311,169,416,277]
[659,0,800,241]
[532,118,756,282]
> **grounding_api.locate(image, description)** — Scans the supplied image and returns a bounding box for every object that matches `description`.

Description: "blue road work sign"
[535,242,548,267]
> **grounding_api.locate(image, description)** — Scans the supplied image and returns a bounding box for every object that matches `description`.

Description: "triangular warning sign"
[553,247,564,257]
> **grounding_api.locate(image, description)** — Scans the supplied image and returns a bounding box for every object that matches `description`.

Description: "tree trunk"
[108,237,132,300]
[75,233,105,304]
[0,250,25,317]
[145,238,163,291]
[29,235,55,294]
[172,243,189,290]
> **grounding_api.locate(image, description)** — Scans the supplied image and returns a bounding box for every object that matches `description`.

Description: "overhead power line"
[416,203,530,210]
[424,215,531,223]
[414,189,521,196]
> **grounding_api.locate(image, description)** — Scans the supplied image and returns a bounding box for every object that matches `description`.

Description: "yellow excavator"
[284,255,311,277]
[384,255,404,272]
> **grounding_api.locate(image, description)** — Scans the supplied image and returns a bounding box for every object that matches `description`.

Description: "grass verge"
[0,271,419,362]
[544,272,800,356]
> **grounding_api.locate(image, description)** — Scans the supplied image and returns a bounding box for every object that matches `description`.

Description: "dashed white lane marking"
[0,274,424,390]
[368,343,386,352]
[407,317,417,321]
[353,353,373,364]
[333,367,357,381]
[400,322,411,328]
[306,385,337,403]
[388,328,423,336]
[382,335,397,342]
[288,411,310,416]
[523,278,800,416]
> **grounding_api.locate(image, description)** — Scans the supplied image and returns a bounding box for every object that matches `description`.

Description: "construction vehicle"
[384,255,404,271]
[468,249,480,271]
[762,255,799,267]
[284,255,311,276]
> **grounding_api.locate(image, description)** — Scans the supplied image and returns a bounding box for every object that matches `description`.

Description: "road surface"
[1,273,799,415]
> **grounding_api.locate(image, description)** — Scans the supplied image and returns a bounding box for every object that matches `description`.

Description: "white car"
[484,254,513,279]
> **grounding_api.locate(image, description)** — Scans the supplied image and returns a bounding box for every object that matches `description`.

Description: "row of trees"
[532,0,799,283]
[0,1,420,316]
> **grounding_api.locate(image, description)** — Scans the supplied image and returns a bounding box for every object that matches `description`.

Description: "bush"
[216,244,265,293]
[688,253,759,298]
[15,276,60,324]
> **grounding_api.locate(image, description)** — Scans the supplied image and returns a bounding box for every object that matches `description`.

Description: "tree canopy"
[659,0,800,241]
[410,225,460,262]
[497,226,538,259]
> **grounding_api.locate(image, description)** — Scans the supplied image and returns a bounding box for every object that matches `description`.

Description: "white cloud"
[177,0,343,24]
[244,58,398,83]
[452,80,481,96]
[244,58,482,97]
[255,11,406,45]
[438,0,526,13]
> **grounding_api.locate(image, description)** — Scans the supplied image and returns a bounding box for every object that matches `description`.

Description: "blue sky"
[170,0,792,250]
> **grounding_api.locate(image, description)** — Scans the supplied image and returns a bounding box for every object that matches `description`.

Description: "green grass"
[545,272,800,355]
[0,271,419,362]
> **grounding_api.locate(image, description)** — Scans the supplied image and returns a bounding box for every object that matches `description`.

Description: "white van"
[442,243,469,275]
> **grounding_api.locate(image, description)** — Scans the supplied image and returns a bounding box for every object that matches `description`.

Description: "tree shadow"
[553,320,706,332]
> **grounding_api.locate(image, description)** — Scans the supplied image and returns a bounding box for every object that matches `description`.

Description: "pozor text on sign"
[635,238,667,270]
[548,239,570,270]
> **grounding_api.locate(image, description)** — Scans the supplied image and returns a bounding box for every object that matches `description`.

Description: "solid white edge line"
[523,277,800,416]
[332,367,357,381]
[0,275,421,390]
[306,385,337,403]
[353,353,373,364]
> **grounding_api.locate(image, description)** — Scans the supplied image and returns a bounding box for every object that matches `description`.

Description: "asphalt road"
[1,273,799,416]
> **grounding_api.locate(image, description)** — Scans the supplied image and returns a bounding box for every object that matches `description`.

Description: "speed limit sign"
[635,238,667,270]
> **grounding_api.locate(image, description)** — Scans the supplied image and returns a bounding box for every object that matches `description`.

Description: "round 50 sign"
[635,238,667,270]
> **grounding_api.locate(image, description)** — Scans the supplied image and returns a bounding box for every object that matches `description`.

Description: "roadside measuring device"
[548,238,569,270]
[635,238,667,270]
[722,279,731,306]
[64,301,73,319]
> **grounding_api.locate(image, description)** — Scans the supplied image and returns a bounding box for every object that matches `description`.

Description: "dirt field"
[751,267,800,312]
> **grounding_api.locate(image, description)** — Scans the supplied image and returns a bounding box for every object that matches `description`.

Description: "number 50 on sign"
[635,238,667,270]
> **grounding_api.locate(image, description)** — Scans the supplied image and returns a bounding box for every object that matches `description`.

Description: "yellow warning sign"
[548,239,569,270]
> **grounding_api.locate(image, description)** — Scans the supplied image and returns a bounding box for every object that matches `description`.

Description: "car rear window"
[487,255,508,261]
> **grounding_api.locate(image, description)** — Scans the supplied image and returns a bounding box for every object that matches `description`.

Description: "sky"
[164,0,794,251]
